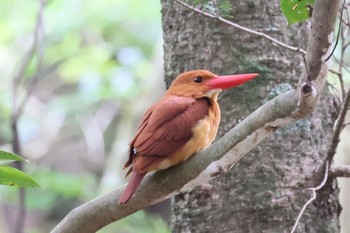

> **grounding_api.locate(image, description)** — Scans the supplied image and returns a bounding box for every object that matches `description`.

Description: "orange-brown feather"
[124,95,213,174]
[146,98,220,171]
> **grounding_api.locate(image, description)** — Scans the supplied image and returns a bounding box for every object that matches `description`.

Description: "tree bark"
[162,1,340,232]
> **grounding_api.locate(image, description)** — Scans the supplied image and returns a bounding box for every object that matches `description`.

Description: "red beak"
[207,73,258,89]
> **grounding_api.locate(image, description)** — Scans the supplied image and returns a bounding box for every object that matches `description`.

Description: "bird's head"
[166,70,258,99]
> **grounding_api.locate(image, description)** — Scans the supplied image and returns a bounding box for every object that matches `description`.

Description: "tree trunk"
[161,1,340,232]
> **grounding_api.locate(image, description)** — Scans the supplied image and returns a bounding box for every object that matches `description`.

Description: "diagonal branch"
[14,0,47,117]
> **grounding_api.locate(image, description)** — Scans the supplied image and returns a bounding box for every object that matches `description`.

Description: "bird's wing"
[124,95,210,174]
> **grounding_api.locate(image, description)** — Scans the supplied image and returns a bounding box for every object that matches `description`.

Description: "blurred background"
[0,0,169,232]
[0,0,349,233]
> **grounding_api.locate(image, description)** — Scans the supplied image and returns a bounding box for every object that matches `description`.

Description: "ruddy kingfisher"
[118,70,258,204]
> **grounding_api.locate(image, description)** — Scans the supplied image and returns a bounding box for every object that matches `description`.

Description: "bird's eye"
[194,76,203,83]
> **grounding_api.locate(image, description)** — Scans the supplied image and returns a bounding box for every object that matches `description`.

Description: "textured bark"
[162,1,340,232]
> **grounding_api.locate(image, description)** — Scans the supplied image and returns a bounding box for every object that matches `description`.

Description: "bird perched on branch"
[118,70,258,204]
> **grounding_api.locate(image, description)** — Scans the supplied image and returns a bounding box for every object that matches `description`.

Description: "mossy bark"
[161,0,340,232]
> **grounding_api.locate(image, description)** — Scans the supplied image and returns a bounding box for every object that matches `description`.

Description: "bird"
[118,70,258,204]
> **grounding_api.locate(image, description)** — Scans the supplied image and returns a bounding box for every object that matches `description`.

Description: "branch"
[325,80,341,107]
[175,0,306,56]
[328,68,344,101]
[13,0,47,119]
[326,86,350,162]
[305,0,340,81]
[51,0,340,232]
[330,165,350,178]
[337,1,347,100]
[334,56,350,74]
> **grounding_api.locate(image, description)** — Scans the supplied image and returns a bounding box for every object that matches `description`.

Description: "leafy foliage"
[0,0,168,232]
[0,150,40,187]
[0,166,40,187]
[281,0,315,24]
[216,0,233,17]
[0,150,27,162]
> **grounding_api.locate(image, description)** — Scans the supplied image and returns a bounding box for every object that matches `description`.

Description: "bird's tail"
[118,171,146,204]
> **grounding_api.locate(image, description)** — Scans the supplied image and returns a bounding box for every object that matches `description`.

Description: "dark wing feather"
[124,95,210,173]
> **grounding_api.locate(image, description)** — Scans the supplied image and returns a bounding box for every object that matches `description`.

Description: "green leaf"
[217,0,233,18]
[281,0,314,24]
[0,150,27,162]
[0,166,40,187]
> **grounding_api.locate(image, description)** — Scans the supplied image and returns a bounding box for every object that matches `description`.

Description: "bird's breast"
[148,102,220,171]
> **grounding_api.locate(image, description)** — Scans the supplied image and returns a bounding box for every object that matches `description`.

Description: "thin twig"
[290,161,330,233]
[328,69,341,77]
[335,2,348,100]
[175,0,306,56]
[325,0,345,61]
[330,165,350,178]
[11,0,46,122]
[337,69,345,101]
[328,68,345,100]
[12,0,44,114]
[11,1,46,233]
[339,5,350,28]
[325,80,341,107]
[333,56,350,74]
[13,0,47,119]
[326,86,350,163]
[343,40,350,50]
